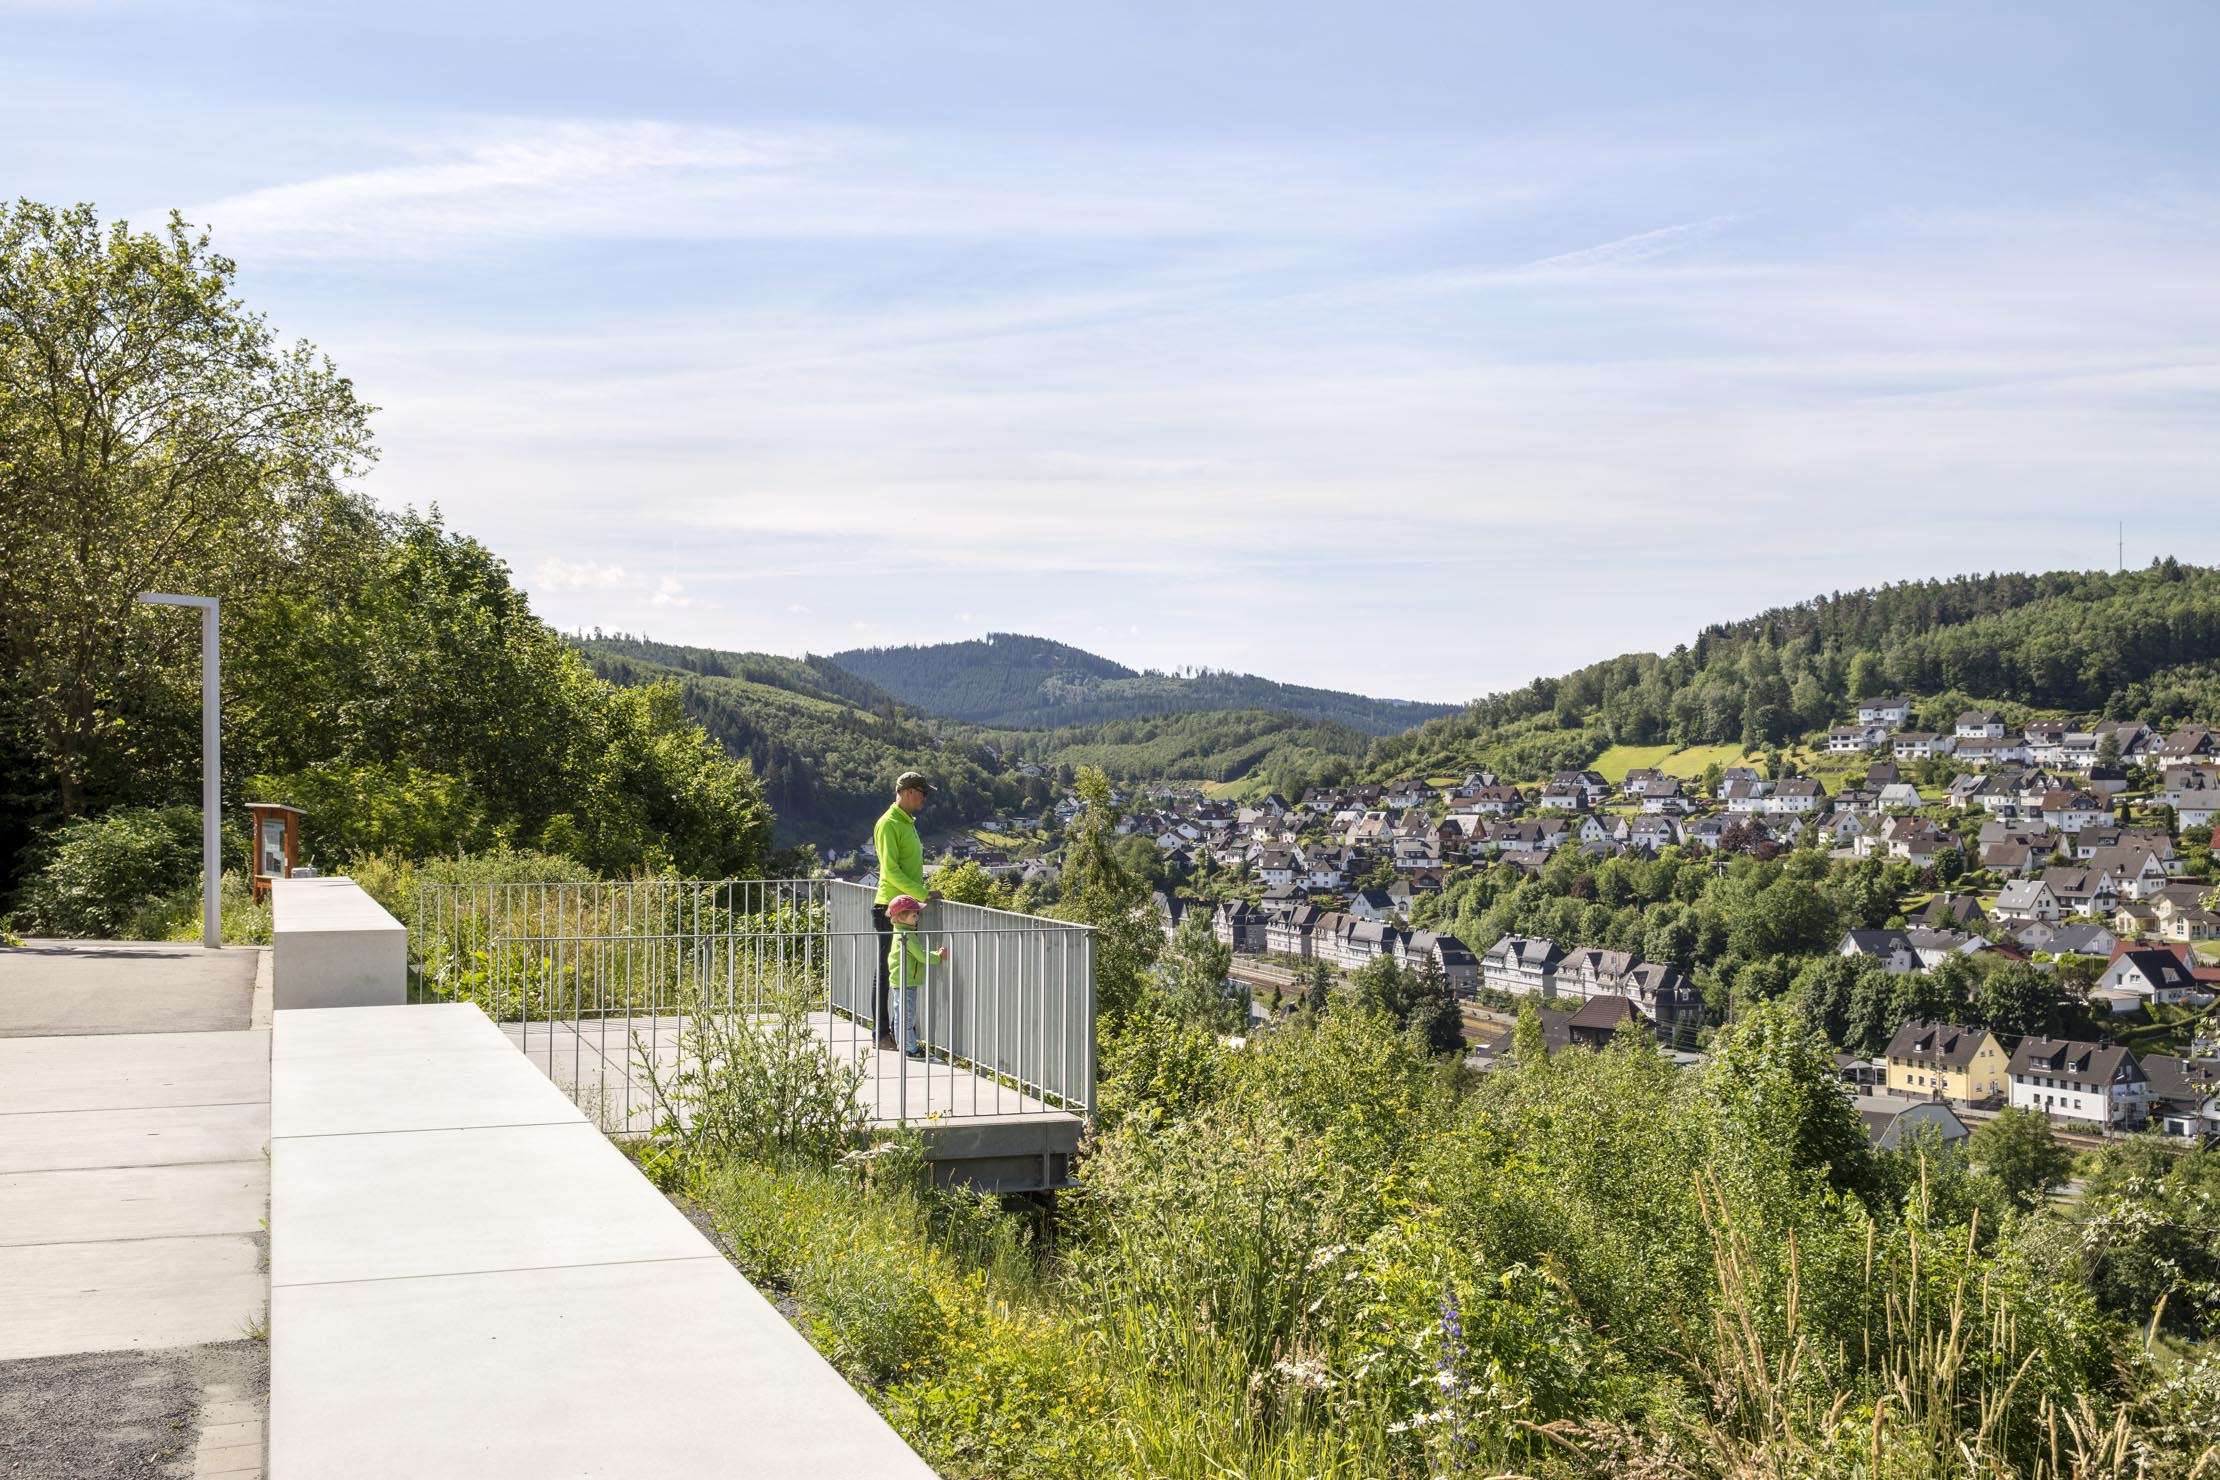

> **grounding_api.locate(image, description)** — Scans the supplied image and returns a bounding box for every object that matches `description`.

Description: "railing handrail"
[407,874,1097,1123]
[410,876,1095,935]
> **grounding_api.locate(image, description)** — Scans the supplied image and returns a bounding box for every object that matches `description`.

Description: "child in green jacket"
[883,894,945,1058]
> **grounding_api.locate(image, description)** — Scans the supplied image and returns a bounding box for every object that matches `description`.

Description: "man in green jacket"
[871,771,934,1050]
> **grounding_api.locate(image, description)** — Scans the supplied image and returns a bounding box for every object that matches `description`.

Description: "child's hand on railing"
[933,946,949,963]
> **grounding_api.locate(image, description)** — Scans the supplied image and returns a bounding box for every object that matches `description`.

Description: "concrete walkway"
[0,941,272,1480]
[271,1003,936,1479]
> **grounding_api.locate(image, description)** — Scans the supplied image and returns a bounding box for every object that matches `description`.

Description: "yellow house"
[1883,1020,2008,1103]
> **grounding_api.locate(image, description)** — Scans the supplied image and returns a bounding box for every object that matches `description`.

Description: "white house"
[1892,731,1954,760]
[1858,697,1914,727]
[1481,934,1564,998]
[2099,947,2209,1008]
[1957,710,2007,740]
[1992,879,2059,925]
[2007,1037,2150,1129]
[1764,778,1827,815]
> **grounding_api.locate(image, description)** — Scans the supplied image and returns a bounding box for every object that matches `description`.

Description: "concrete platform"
[270,1001,934,1479]
[271,1002,579,1138]
[502,1011,1084,1190]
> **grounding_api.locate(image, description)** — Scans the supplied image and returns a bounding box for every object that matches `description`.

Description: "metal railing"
[409,878,1095,1129]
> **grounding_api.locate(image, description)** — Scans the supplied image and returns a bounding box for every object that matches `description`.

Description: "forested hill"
[828,633,1459,733]
[577,636,1379,847]
[1369,560,2220,780]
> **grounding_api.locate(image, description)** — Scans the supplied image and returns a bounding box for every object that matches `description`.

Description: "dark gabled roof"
[2007,1036,2144,1087]
[2113,947,2199,993]
[1486,933,1564,968]
[1842,928,1912,955]
[1883,1019,1991,1069]
[2041,923,2114,955]
[2141,1054,2220,1105]
[1623,960,1698,1001]
[1565,993,1648,1035]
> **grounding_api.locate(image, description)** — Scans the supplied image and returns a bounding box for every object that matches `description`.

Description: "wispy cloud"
[187,118,1535,261]
[1524,214,1741,273]
[534,557,630,590]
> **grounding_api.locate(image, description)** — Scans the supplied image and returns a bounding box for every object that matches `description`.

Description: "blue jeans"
[893,984,920,1055]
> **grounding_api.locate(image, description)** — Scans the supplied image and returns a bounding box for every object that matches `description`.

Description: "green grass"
[1658,742,1750,778]
[1591,742,1751,784]
[1590,743,1680,784]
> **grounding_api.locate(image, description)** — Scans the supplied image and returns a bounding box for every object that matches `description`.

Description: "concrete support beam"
[270,879,405,1011]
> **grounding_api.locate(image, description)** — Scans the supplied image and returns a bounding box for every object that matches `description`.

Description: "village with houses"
[893,697,2220,1149]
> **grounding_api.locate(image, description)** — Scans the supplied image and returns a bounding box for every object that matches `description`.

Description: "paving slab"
[0,1030,269,1116]
[270,1257,936,1480]
[0,1101,269,1174]
[270,1122,707,1287]
[0,1161,268,1248]
[0,941,258,1037]
[270,1001,511,1062]
[270,1037,579,1138]
[0,1236,267,1361]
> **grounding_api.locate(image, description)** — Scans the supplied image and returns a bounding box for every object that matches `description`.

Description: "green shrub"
[10,806,202,937]
[152,869,272,946]
[639,978,866,1176]
[697,1158,825,1289]
[801,1232,944,1384]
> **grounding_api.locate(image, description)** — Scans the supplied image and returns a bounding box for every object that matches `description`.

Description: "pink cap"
[886,895,925,916]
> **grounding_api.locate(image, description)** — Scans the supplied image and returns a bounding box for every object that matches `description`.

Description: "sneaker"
[904,1047,926,1060]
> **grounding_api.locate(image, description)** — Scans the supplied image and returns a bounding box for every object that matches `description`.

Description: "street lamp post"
[137,593,222,949]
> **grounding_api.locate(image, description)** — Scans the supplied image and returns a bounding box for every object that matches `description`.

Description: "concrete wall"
[270,877,406,1010]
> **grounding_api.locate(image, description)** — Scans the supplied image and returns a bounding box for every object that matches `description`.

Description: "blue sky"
[8,2,2219,702]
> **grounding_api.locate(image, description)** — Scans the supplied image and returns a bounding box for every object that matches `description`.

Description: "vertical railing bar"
[622,878,634,1131]
[572,881,583,1103]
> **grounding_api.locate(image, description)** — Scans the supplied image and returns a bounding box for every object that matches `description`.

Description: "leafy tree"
[930,859,1015,909]
[1351,955,1410,1021]
[0,201,374,825]
[1303,957,1331,1016]
[1160,906,1238,1033]
[1727,877,1839,959]
[1703,997,1877,1204]
[1964,1107,2074,1210]
[0,202,776,892]
[1052,767,1160,1019]
[1933,844,1967,885]
[1404,953,1465,1055]
[1510,996,1548,1069]
[1789,952,1887,1045]
[1972,960,2069,1040]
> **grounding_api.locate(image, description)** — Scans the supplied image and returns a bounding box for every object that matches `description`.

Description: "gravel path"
[0,1340,266,1480]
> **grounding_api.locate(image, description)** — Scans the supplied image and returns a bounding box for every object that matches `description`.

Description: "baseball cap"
[896,771,933,795]
[886,894,925,916]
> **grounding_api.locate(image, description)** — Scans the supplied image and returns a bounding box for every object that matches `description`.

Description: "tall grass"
[666,1008,2217,1480]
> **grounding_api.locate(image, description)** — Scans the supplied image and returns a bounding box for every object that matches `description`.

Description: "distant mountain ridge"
[827,633,1459,734]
